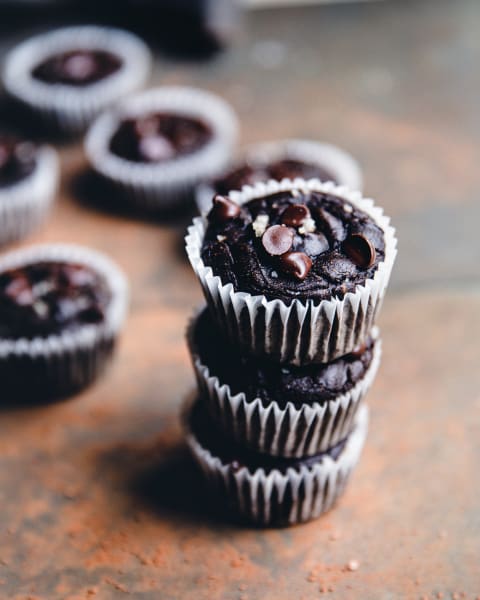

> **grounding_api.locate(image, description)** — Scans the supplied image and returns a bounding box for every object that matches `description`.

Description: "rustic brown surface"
[1,0,480,598]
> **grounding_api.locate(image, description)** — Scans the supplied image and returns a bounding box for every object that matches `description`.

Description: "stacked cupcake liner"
[184,178,397,526]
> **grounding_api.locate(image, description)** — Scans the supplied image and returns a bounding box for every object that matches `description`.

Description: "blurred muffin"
[196,139,362,214]
[0,243,128,402]
[85,86,238,211]
[2,26,151,135]
[0,134,58,246]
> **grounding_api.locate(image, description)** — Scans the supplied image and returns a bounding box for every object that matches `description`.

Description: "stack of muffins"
[185,178,397,526]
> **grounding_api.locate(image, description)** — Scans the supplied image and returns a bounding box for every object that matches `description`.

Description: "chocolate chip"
[279,251,312,280]
[262,225,294,256]
[313,207,346,242]
[210,194,241,222]
[343,233,376,269]
[138,136,174,162]
[281,203,311,227]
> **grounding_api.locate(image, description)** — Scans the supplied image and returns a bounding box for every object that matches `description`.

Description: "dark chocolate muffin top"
[213,159,336,196]
[0,261,111,339]
[32,49,122,86]
[109,113,213,163]
[193,309,375,408]
[190,401,347,474]
[201,188,385,304]
[0,135,37,188]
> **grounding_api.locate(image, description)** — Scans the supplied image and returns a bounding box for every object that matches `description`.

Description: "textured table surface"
[1,0,480,598]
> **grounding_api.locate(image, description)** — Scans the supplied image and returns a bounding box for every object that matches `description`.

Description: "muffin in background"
[2,26,151,135]
[0,134,58,246]
[0,243,128,402]
[196,139,362,215]
[85,86,238,211]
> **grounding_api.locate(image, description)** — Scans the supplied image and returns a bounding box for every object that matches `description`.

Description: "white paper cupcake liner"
[0,145,59,246]
[186,178,397,365]
[0,243,128,400]
[187,308,380,457]
[2,26,152,135]
[85,86,238,211]
[186,402,369,527]
[196,138,363,215]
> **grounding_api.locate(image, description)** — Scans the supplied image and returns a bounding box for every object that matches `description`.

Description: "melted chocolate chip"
[0,262,111,339]
[32,49,122,86]
[109,113,212,163]
[343,233,376,269]
[314,207,346,242]
[262,225,294,256]
[210,195,241,222]
[281,203,311,227]
[279,251,312,280]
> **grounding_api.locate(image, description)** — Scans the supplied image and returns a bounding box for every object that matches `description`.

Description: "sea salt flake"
[298,217,316,234]
[252,214,269,237]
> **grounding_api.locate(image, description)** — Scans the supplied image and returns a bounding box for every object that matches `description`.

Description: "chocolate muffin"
[2,26,151,135]
[188,308,380,456]
[195,139,363,215]
[186,400,369,527]
[85,86,238,211]
[0,262,111,340]
[109,113,212,163]
[0,135,58,246]
[0,244,128,402]
[213,158,335,197]
[186,179,397,365]
[201,189,385,304]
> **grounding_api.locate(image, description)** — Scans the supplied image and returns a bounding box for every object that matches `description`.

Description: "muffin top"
[213,158,336,196]
[0,135,37,188]
[193,309,375,407]
[109,113,213,163]
[32,49,122,86]
[190,401,347,474]
[201,188,385,304]
[0,261,111,339]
